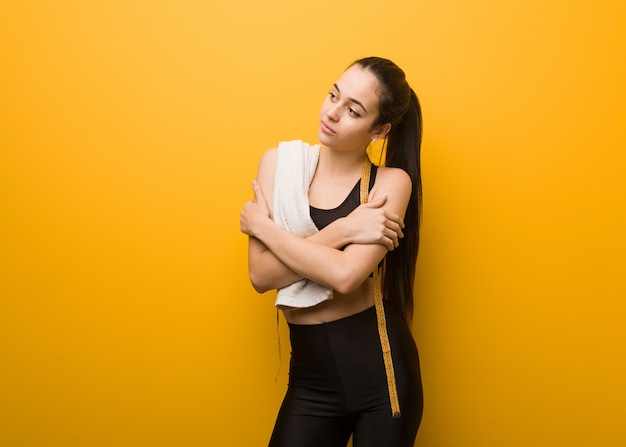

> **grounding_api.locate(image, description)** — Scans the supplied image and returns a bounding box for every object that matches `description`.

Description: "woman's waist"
[283,279,374,325]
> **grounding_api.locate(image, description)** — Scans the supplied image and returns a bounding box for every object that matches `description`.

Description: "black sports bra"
[310,165,378,230]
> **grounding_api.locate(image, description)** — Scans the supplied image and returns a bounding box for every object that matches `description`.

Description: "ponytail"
[383,89,422,323]
[353,57,423,323]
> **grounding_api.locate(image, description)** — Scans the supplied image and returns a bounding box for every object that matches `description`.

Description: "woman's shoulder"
[369,165,412,213]
[256,146,277,170]
[259,140,320,172]
[261,146,278,160]
[376,165,412,188]
[259,140,309,162]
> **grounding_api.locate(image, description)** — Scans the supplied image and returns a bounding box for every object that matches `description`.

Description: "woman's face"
[318,65,387,151]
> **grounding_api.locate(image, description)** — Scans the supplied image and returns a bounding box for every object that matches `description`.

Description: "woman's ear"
[371,123,391,141]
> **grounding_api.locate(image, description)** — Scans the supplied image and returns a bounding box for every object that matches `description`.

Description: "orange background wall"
[1,1,624,446]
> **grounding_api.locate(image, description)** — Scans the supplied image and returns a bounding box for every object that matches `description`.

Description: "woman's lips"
[320,121,336,135]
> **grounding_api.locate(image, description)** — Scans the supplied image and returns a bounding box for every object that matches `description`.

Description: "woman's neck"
[318,145,368,178]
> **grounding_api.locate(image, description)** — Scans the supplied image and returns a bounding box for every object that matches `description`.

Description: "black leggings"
[269,303,423,447]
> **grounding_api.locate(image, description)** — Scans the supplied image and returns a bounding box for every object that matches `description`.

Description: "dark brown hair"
[352,57,423,323]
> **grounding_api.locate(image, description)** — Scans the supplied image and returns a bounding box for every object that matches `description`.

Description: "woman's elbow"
[249,271,271,294]
[330,270,364,295]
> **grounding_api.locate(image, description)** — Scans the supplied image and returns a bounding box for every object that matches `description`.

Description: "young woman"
[240,57,423,447]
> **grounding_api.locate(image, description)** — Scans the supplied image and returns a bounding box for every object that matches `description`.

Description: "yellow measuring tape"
[360,158,402,419]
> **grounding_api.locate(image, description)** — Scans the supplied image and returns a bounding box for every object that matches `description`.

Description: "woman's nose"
[326,104,340,121]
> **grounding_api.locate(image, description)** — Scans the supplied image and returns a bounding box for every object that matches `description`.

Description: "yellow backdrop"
[1,1,624,446]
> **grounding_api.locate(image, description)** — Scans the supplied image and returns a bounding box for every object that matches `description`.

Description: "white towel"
[272,140,333,309]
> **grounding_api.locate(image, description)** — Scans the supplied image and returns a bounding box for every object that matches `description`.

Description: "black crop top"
[310,165,378,230]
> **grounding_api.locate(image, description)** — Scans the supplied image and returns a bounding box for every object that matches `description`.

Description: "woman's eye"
[328,92,337,100]
[348,108,360,118]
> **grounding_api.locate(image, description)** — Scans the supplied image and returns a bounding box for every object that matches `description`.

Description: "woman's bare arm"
[242,166,412,294]
[243,149,405,293]
[247,196,403,292]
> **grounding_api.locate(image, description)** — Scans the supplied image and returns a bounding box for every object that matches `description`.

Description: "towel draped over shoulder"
[272,140,333,309]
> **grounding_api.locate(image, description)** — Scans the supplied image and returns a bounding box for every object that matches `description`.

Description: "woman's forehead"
[335,65,381,110]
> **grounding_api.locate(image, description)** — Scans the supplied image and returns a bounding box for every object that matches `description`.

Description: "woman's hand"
[338,194,405,250]
[240,181,270,237]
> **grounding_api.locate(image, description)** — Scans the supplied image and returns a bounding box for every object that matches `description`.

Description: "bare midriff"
[282,278,375,325]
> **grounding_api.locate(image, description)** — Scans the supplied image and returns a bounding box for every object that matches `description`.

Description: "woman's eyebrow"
[333,83,368,113]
